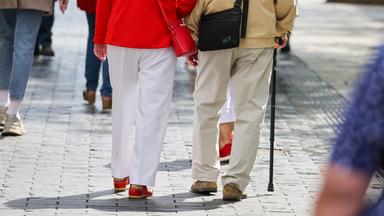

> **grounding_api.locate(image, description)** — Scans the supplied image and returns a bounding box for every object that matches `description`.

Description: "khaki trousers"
[192,48,273,190]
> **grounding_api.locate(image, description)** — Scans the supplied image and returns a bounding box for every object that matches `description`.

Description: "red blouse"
[77,0,97,13]
[94,0,196,49]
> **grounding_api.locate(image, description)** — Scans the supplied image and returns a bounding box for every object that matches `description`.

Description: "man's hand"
[274,34,289,49]
[94,44,107,62]
[59,0,69,14]
[186,52,198,67]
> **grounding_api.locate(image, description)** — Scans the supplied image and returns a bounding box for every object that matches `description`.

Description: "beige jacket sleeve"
[275,0,298,36]
[184,0,206,42]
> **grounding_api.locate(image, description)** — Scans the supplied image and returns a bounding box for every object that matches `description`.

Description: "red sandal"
[128,185,153,199]
[113,177,129,193]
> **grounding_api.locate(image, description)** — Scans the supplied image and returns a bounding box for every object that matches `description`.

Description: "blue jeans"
[85,12,112,97]
[0,9,43,100]
[37,4,54,47]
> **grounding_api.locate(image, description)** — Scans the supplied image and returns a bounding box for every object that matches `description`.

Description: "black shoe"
[40,46,55,57]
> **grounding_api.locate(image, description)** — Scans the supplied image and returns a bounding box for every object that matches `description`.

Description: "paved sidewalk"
[0,2,382,216]
[292,0,384,99]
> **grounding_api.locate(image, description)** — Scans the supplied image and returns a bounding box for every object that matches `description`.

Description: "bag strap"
[240,0,249,38]
[157,0,173,31]
[234,0,242,8]
[233,0,248,38]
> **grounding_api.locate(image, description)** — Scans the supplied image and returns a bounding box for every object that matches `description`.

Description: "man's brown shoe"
[190,181,217,194]
[223,183,247,201]
[102,96,112,111]
[83,90,96,104]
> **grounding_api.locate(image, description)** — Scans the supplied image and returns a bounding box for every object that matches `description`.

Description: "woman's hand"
[94,44,107,62]
[59,0,69,14]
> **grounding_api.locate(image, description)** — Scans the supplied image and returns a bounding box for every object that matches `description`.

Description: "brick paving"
[0,2,382,216]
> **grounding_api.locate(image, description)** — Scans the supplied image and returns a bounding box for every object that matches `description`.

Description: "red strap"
[157,0,171,26]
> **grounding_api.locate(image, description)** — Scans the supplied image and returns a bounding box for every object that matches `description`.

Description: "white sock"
[0,90,10,107]
[7,100,21,118]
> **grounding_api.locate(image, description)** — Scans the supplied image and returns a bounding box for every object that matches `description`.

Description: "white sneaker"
[0,106,7,130]
[2,115,26,136]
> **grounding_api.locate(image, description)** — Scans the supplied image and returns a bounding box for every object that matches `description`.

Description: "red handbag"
[157,0,197,57]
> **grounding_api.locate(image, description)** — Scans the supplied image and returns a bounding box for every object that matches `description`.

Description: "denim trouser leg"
[85,12,112,97]
[100,60,112,97]
[37,3,54,47]
[37,14,54,47]
[0,10,15,91]
[0,9,42,100]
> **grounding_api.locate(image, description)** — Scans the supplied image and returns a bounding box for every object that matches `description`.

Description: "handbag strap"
[241,0,249,38]
[234,0,242,8]
[157,0,173,31]
[233,0,248,38]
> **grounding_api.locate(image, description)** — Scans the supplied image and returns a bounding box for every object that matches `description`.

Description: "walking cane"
[267,38,282,192]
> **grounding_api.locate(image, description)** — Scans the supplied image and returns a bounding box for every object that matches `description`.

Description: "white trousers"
[219,82,236,124]
[107,46,176,186]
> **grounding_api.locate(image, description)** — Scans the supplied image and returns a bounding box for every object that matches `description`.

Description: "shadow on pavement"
[4,190,231,212]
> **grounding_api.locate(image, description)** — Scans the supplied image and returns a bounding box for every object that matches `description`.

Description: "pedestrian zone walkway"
[0,2,383,216]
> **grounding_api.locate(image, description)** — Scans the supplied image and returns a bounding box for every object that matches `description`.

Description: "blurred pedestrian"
[315,45,384,216]
[35,0,57,57]
[77,0,112,111]
[186,0,297,201]
[94,0,196,199]
[218,83,235,162]
[0,0,68,136]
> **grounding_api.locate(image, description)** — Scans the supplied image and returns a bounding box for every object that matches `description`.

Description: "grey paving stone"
[1,1,383,216]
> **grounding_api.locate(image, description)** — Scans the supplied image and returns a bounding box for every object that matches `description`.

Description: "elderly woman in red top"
[94,0,196,199]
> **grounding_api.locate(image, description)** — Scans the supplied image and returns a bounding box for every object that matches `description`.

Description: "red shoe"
[114,177,129,193]
[128,185,153,199]
[219,143,232,162]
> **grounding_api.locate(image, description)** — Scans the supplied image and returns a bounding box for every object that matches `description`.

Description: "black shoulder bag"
[198,0,249,51]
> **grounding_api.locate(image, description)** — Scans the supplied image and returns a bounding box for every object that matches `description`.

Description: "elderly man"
[186,0,298,201]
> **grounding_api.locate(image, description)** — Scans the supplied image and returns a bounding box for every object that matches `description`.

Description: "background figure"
[219,82,235,162]
[0,0,67,136]
[77,0,112,111]
[315,45,384,216]
[35,0,56,56]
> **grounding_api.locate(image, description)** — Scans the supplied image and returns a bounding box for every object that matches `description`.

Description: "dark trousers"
[85,12,112,97]
[36,2,55,47]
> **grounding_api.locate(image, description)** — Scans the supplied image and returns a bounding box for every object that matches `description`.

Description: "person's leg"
[100,60,112,97]
[100,59,112,110]
[219,83,236,148]
[0,9,16,127]
[219,122,234,148]
[222,48,273,192]
[191,49,234,185]
[2,9,42,135]
[129,48,176,187]
[107,45,139,180]
[38,2,55,56]
[9,10,42,108]
[83,12,101,104]
[218,83,236,162]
